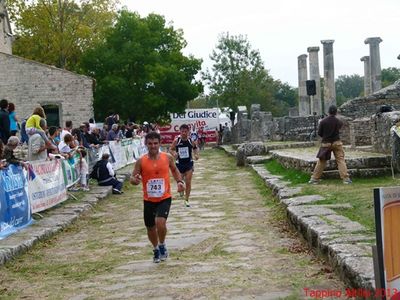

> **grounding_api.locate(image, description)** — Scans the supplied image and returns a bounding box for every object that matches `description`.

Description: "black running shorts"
[176,161,194,174]
[143,197,172,228]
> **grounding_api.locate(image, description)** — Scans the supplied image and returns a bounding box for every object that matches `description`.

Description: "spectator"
[85,127,106,146]
[79,148,89,191]
[198,127,206,150]
[25,107,55,150]
[54,126,62,144]
[47,126,60,155]
[58,133,76,160]
[88,118,96,133]
[105,112,115,128]
[20,117,29,144]
[60,120,73,142]
[125,122,135,138]
[28,118,48,161]
[71,128,83,147]
[91,153,123,194]
[190,126,199,142]
[58,133,82,191]
[107,124,120,141]
[0,99,10,144]
[79,123,92,148]
[309,105,352,185]
[3,136,27,168]
[113,113,120,124]
[0,139,5,169]
[119,124,127,139]
[8,103,18,136]
[99,124,108,141]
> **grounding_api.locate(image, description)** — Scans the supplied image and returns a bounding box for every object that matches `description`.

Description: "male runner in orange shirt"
[130,131,184,263]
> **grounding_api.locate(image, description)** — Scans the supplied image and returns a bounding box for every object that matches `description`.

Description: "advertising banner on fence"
[0,164,32,239]
[159,108,219,145]
[62,153,81,188]
[374,187,400,299]
[29,160,67,213]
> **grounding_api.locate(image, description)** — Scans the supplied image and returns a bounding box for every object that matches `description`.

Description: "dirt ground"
[0,149,347,299]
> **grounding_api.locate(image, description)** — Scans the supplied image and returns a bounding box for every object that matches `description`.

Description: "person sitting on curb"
[309,105,352,185]
[91,153,123,194]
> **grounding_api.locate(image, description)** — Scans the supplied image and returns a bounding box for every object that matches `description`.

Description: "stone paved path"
[0,150,346,299]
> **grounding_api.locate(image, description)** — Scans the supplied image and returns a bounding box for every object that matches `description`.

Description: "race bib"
[178,147,189,159]
[147,178,165,197]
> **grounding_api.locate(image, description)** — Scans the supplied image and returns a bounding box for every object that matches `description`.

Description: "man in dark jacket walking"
[309,105,352,185]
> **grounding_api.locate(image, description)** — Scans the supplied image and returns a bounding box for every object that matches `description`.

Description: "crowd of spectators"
[0,103,160,193]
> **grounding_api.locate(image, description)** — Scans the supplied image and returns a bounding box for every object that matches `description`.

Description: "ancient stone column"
[321,40,336,113]
[297,54,309,116]
[307,46,322,115]
[360,56,371,96]
[364,37,382,93]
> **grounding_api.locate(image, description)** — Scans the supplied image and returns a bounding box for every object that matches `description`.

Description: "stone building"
[0,0,12,55]
[0,1,94,127]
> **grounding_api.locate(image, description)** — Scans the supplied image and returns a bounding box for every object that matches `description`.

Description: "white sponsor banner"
[159,108,219,144]
[29,160,67,213]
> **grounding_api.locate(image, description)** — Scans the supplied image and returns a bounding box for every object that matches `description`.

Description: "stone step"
[322,167,391,179]
[246,155,272,164]
[271,148,391,174]
[265,141,316,152]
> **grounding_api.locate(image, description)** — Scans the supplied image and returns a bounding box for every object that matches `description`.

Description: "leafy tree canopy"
[80,10,203,122]
[382,67,400,88]
[203,32,296,116]
[7,0,118,70]
[335,74,363,106]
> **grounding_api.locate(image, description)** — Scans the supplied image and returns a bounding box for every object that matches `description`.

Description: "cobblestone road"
[0,150,346,299]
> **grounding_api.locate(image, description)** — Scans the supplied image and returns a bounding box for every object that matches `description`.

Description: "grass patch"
[263,160,400,232]
[264,160,310,185]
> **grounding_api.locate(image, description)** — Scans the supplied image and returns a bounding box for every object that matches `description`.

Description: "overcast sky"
[120,0,399,87]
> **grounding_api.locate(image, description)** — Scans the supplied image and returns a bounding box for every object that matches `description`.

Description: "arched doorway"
[42,104,60,127]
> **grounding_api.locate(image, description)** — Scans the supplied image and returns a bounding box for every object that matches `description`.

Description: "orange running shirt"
[141,152,171,202]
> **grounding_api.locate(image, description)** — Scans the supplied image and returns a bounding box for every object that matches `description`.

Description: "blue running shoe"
[159,244,168,261]
[153,248,161,263]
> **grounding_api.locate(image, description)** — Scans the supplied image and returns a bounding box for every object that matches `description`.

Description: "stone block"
[277,187,302,200]
[281,195,324,206]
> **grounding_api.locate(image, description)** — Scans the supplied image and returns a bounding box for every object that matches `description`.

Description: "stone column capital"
[364,37,382,45]
[321,40,335,45]
[360,56,369,62]
[307,46,320,53]
[298,54,307,59]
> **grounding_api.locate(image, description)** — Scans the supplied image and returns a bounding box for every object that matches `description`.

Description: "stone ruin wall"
[231,81,400,155]
[371,111,400,154]
[339,81,400,119]
[349,118,372,148]
[232,107,351,144]
[0,52,94,127]
[340,80,400,153]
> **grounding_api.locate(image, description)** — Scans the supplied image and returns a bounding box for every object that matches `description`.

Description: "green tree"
[382,67,400,87]
[203,32,276,113]
[272,80,297,115]
[80,10,203,122]
[187,94,217,109]
[335,74,363,106]
[7,0,118,70]
[203,33,296,116]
